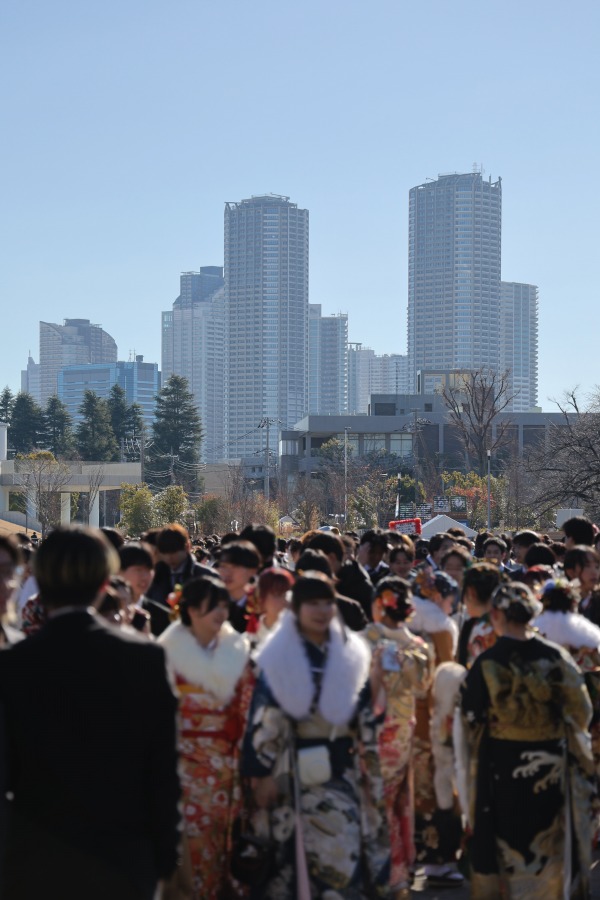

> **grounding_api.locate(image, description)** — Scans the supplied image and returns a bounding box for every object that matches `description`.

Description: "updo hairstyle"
[374,575,413,623]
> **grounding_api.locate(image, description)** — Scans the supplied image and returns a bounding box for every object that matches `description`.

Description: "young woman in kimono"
[243,572,391,899]
[364,576,434,898]
[159,575,254,899]
[457,562,503,669]
[409,568,464,887]
[533,578,600,831]
[459,581,594,899]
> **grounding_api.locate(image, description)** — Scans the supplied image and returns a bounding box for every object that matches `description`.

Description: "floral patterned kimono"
[159,620,254,899]
[458,612,496,669]
[242,610,391,899]
[459,634,594,899]
[364,622,434,890]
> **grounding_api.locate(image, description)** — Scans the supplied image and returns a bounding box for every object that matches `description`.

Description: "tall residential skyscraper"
[224,195,309,457]
[407,172,502,392]
[161,268,225,463]
[348,343,375,414]
[308,305,348,414]
[348,345,408,413]
[500,281,539,411]
[370,354,409,397]
[39,319,118,404]
[21,354,41,403]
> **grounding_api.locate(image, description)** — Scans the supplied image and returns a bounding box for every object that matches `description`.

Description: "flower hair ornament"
[540,576,580,611]
[490,581,542,620]
[379,587,414,618]
[413,568,436,600]
[167,583,183,621]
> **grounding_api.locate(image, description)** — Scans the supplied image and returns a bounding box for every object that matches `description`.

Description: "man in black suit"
[0,526,181,900]
[144,524,214,635]
[214,540,261,633]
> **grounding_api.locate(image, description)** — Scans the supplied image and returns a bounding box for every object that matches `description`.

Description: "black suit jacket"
[144,554,214,635]
[0,611,180,900]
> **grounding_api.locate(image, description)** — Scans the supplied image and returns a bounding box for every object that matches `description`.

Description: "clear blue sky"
[2,0,598,409]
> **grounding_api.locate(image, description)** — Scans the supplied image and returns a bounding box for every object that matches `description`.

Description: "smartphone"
[130,607,150,632]
[381,640,401,672]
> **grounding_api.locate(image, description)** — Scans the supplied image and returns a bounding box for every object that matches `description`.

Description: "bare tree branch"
[441,368,518,475]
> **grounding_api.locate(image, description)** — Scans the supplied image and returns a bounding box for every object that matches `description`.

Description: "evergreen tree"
[0,386,14,424]
[43,396,75,458]
[107,384,129,447]
[149,375,203,490]
[107,385,144,457]
[75,391,119,461]
[9,393,45,454]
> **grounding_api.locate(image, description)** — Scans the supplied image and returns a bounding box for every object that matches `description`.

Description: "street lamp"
[487,449,492,530]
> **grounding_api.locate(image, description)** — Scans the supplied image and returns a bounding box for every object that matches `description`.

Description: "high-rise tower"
[39,319,117,404]
[308,305,348,414]
[224,195,309,457]
[407,172,502,392]
[500,281,539,411]
[161,267,225,463]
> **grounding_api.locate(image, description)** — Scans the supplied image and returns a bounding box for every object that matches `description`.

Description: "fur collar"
[256,610,371,726]
[409,596,455,636]
[533,610,600,651]
[159,621,250,705]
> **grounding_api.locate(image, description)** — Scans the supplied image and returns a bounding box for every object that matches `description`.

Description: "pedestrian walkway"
[411,848,600,897]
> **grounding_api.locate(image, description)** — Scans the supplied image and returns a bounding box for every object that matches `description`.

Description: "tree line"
[0,375,203,487]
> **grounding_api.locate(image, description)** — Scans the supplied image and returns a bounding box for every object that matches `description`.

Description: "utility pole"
[487,448,492,530]
[344,427,350,524]
[259,417,278,502]
[265,420,270,503]
[412,408,419,515]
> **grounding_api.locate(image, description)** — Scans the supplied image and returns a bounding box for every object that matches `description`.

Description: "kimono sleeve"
[460,654,490,727]
[241,672,290,778]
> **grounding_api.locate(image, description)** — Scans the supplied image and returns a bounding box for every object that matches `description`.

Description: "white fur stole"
[159,621,250,705]
[533,610,600,651]
[431,662,467,810]
[256,610,371,726]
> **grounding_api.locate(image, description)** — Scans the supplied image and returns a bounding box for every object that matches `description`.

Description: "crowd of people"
[0,514,599,899]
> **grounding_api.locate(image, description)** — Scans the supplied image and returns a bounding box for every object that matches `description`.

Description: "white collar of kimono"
[256,609,371,726]
[158,620,250,705]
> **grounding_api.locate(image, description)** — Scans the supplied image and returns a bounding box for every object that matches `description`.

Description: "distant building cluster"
[21,172,539,470]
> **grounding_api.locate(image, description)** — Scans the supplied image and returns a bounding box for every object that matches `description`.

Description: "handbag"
[230,784,275,887]
[297,744,332,787]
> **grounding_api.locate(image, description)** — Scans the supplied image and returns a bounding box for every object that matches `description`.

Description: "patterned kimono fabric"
[364,623,434,890]
[159,620,254,900]
[409,597,462,867]
[243,610,391,899]
[534,609,600,823]
[461,634,594,900]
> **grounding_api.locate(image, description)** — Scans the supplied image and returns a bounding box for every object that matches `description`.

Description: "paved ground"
[409,848,600,897]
